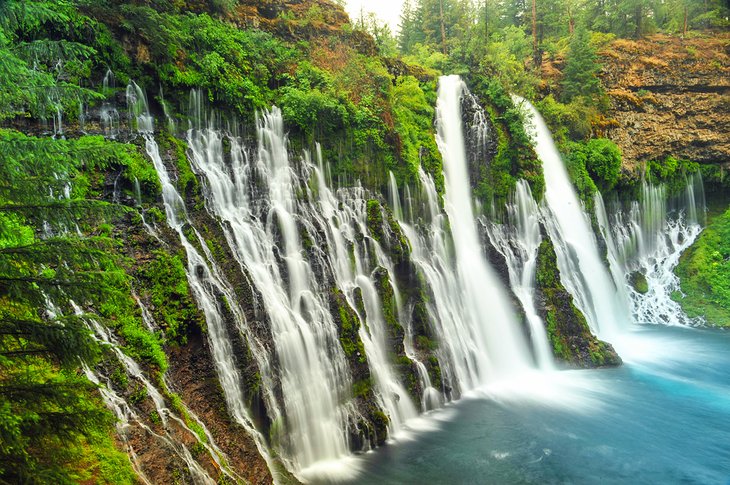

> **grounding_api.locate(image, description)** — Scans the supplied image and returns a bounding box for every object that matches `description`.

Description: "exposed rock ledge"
[599,33,729,169]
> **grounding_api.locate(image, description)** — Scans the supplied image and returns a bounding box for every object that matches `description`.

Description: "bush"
[583,139,622,191]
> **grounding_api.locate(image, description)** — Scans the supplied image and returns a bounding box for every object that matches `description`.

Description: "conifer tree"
[561,23,602,103]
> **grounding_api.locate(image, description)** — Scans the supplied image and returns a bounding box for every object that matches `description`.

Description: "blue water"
[325,326,730,484]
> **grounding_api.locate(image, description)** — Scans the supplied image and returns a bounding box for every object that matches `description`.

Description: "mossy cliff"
[674,207,730,327]
[535,237,622,368]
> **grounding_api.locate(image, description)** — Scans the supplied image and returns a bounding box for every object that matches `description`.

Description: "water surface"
[326,326,730,485]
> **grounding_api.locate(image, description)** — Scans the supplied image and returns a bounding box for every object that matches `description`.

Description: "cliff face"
[599,33,730,168]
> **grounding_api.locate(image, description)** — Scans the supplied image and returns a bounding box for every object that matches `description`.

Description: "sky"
[344,0,406,33]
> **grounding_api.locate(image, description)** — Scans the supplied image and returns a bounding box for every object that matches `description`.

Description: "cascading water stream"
[67,299,246,485]
[396,76,530,397]
[398,168,483,397]
[427,75,532,385]
[303,155,418,427]
[126,82,277,477]
[515,95,628,339]
[595,175,705,326]
[486,180,554,369]
[186,107,354,474]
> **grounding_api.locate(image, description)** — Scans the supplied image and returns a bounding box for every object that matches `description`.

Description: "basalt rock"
[535,234,622,368]
[599,33,730,169]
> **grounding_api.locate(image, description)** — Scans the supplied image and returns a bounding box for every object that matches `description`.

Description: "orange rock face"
[599,33,730,169]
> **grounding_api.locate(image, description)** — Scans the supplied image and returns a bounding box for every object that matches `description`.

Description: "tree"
[359,12,398,57]
[561,23,602,103]
[0,129,151,483]
[398,0,422,53]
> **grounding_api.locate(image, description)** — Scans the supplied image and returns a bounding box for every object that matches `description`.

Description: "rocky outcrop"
[232,0,377,54]
[599,33,730,168]
[535,236,622,368]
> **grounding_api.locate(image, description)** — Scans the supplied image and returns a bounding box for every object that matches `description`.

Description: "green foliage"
[567,139,622,192]
[356,12,398,57]
[138,250,203,345]
[674,208,730,326]
[564,141,599,202]
[469,77,544,208]
[562,24,604,103]
[479,25,539,97]
[645,156,699,194]
[390,76,441,185]
[536,95,597,142]
[152,13,295,116]
[0,128,161,482]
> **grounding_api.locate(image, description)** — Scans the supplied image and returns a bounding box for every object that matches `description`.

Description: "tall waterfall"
[430,75,531,383]
[305,156,419,427]
[186,100,427,474]
[126,83,276,476]
[486,180,554,369]
[186,107,352,473]
[515,95,629,338]
[595,175,705,325]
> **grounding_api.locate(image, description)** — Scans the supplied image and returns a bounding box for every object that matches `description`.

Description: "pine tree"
[0,129,154,482]
[561,23,602,103]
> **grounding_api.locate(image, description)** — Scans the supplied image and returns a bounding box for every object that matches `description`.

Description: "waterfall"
[127,83,277,477]
[304,157,419,426]
[186,108,354,473]
[515,95,628,339]
[595,175,705,325]
[101,69,120,139]
[65,299,244,485]
[418,75,531,388]
[486,180,554,369]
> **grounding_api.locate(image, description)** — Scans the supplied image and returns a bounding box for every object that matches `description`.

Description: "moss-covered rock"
[535,236,622,368]
[629,271,649,295]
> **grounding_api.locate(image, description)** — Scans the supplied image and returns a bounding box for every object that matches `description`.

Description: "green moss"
[366,199,385,242]
[674,208,730,326]
[371,410,390,429]
[645,156,700,195]
[373,268,400,334]
[630,272,649,295]
[334,291,367,363]
[536,238,620,367]
[353,378,373,398]
[138,250,203,345]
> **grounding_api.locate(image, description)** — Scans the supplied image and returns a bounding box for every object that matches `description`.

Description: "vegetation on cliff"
[0,130,151,482]
[674,208,730,327]
[535,237,621,367]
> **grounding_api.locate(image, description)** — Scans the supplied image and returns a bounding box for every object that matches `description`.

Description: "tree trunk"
[635,5,643,38]
[439,0,448,54]
[568,3,575,34]
[683,6,688,37]
[532,0,539,66]
[484,0,489,39]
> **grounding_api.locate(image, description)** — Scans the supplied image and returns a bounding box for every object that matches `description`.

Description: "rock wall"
[599,33,730,168]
